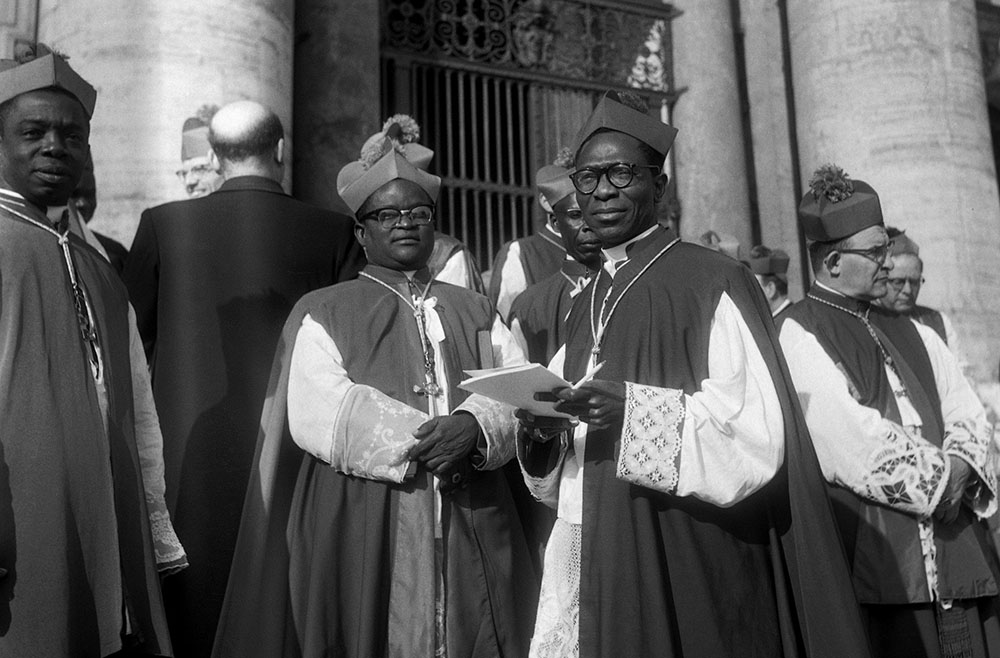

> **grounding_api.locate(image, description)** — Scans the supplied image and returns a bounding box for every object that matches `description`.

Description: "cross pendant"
[413,381,443,397]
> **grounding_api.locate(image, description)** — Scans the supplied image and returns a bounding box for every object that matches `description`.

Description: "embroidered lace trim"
[943,420,998,518]
[529,519,581,658]
[517,432,570,509]
[146,495,188,573]
[862,424,947,518]
[616,383,685,493]
[333,386,426,483]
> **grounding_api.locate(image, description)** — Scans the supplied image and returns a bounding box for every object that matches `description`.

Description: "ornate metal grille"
[382,0,679,271]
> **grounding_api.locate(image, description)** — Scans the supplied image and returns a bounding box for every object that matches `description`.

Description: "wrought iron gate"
[381,0,680,271]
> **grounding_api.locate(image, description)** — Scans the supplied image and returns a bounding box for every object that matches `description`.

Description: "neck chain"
[807,292,897,374]
[589,238,678,359]
[0,200,102,379]
[360,271,442,398]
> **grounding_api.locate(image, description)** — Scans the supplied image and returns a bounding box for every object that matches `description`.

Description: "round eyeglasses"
[569,162,662,195]
[360,205,435,230]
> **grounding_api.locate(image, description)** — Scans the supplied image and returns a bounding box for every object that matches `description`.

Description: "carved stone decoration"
[382,0,677,94]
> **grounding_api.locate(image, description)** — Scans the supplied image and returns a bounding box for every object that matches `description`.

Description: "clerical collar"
[362,263,432,288]
[602,224,660,275]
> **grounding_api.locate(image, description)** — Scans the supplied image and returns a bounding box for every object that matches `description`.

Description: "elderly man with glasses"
[515,93,871,658]
[875,228,966,364]
[779,165,999,658]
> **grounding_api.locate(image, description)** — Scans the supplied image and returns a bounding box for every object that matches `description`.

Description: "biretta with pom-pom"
[337,136,441,214]
[574,90,677,160]
[798,164,883,242]
[0,45,96,117]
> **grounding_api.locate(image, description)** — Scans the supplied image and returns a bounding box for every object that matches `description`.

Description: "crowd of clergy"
[1,42,999,658]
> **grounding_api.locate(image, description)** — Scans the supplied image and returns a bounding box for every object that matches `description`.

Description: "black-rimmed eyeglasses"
[837,241,893,265]
[569,162,662,195]
[359,205,435,230]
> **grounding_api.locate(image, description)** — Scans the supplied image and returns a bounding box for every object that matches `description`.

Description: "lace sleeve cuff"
[516,432,569,508]
[454,394,517,470]
[331,385,426,483]
[862,426,949,518]
[943,421,997,518]
[615,382,686,494]
[146,493,188,574]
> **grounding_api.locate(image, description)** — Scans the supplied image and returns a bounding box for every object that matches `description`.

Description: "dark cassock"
[124,142,364,654]
[509,259,592,365]
[520,93,871,658]
[213,118,537,658]
[489,225,566,321]
[779,166,1000,658]
[0,51,170,657]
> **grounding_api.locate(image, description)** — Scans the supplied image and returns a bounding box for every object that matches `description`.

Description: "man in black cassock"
[779,165,999,658]
[124,100,364,658]
[517,91,872,658]
[0,45,170,657]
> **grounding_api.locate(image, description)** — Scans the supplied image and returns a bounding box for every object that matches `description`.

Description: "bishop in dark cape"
[212,116,537,658]
[517,92,872,658]
[0,47,170,657]
[779,165,1000,658]
[489,210,567,321]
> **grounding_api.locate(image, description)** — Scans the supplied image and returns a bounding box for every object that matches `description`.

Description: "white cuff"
[616,382,685,494]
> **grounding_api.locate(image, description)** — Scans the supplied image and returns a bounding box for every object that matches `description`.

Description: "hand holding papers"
[460,363,577,419]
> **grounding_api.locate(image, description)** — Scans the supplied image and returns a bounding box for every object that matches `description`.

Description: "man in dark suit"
[124,99,364,658]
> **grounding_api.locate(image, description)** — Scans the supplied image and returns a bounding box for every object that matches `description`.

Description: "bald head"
[208,100,284,180]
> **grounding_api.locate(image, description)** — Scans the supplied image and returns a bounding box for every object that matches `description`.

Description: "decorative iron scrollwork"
[383,0,677,93]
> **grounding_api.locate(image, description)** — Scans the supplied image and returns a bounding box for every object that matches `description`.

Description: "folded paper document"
[459,363,575,419]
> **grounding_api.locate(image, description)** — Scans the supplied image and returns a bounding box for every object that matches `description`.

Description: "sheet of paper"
[459,363,575,419]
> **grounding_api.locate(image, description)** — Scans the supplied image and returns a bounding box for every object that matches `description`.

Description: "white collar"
[602,224,659,275]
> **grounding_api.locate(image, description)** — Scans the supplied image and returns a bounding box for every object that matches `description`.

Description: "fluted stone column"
[788,0,1000,382]
[37,0,294,246]
[292,0,380,215]
[0,0,36,58]
[670,0,753,251]
[739,0,805,299]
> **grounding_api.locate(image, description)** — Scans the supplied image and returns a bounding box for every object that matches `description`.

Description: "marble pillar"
[37,0,295,245]
[670,0,753,252]
[788,0,1000,383]
[292,0,380,215]
[739,0,805,299]
[0,0,36,59]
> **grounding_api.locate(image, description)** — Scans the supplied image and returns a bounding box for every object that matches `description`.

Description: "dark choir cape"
[488,229,566,309]
[783,286,1000,656]
[0,205,170,656]
[557,228,871,657]
[509,260,590,365]
[213,266,536,658]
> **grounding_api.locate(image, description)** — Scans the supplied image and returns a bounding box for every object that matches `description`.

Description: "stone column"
[739,0,805,299]
[788,0,1000,383]
[292,0,381,215]
[0,0,36,58]
[37,0,295,246]
[670,0,753,251]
